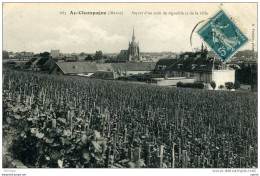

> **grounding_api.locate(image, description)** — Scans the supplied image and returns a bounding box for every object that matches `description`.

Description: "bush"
[210,81,216,90]
[219,85,224,89]
[177,82,204,89]
[234,81,240,89]
[177,82,183,87]
[118,74,162,83]
[196,82,205,89]
[225,82,234,91]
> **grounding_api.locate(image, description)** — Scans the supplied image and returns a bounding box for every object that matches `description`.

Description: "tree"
[85,55,93,61]
[3,50,9,59]
[225,82,234,91]
[210,81,216,90]
[94,50,103,60]
[234,81,240,90]
[196,82,204,89]
[40,52,50,58]
[177,82,183,87]
[79,52,86,57]
[218,85,224,90]
[103,55,108,60]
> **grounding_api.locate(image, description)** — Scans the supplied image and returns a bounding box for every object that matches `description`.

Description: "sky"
[3,3,257,54]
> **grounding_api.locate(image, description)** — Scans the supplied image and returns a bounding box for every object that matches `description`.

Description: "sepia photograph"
[1,2,258,172]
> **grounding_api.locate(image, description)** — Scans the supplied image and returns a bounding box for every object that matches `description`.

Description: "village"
[2,3,258,170]
[2,28,257,91]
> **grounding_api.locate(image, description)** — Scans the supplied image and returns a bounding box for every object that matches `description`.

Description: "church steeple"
[132,27,135,42]
[128,27,140,62]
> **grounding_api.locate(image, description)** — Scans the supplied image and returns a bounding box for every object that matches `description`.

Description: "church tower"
[128,27,140,62]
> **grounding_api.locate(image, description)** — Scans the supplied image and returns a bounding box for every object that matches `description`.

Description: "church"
[118,27,140,62]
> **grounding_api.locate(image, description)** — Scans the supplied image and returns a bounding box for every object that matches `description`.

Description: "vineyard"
[2,68,258,168]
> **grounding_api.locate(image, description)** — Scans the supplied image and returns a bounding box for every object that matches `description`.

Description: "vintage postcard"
[1,2,258,174]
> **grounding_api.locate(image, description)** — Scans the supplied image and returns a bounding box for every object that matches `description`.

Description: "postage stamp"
[197,9,248,62]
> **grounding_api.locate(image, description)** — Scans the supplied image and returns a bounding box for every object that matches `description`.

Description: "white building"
[50,50,62,59]
[165,50,235,90]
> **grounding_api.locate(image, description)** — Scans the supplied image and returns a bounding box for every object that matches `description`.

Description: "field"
[2,68,258,168]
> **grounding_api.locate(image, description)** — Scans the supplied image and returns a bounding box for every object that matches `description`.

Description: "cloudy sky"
[3,3,257,53]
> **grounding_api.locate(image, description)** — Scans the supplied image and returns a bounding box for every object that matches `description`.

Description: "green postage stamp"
[197,9,248,62]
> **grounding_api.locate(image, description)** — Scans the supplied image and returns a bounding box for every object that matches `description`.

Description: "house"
[27,57,50,71]
[78,55,87,61]
[154,58,178,74]
[63,54,79,62]
[31,57,42,71]
[8,52,15,59]
[49,62,156,78]
[49,62,98,76]
[50,50,63,59]
[43,58,56,71]
[165,51,235,89]
[18,52,34,60]
[118,50,129,62]
[96,63,114,72]
[111,62,156,76]
[90,71,117,79]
